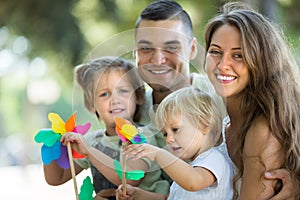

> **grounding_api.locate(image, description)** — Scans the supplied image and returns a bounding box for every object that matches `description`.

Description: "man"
[118,0,298,199]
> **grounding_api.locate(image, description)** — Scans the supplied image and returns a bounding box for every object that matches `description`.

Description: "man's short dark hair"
[135,0,193,39]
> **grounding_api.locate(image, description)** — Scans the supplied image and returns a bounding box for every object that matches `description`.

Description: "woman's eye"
[208,49,221,55]
[233,53,243,59]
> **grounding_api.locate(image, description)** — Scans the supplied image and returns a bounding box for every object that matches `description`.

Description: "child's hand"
[116,184,135,200]
[60,132,89,156]
[123,143,160,161]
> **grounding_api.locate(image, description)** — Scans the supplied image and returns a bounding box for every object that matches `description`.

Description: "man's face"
[135,20,197,92]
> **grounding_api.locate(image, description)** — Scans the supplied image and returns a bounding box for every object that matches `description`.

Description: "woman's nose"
[217,54,232,71]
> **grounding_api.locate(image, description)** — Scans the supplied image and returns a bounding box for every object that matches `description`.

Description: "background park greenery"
[0,0,299,166]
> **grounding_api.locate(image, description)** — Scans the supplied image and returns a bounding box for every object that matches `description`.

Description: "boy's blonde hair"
[155,86,222,145]
[74,56,145,122]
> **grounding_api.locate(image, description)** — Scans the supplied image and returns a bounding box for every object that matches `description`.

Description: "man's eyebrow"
[164,40,181,45]
[137,40,152,45]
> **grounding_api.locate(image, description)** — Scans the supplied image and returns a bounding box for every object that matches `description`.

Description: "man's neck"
[152,77,192,104]
[152,88,172,105]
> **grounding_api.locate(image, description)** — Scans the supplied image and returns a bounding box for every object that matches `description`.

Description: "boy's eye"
[119,89,129,93]
[161,131,167,137]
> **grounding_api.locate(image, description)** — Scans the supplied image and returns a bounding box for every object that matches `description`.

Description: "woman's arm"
[240,117,285,199]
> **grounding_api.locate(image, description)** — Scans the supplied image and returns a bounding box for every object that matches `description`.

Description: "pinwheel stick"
[67,142,79,200]
[121,142,128,195]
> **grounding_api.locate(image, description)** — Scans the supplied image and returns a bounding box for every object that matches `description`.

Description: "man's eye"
[165,46,179,53]
[139,47,153,53]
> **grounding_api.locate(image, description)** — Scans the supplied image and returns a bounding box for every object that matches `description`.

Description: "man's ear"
[133,49,137,60]
[189,37,198,60]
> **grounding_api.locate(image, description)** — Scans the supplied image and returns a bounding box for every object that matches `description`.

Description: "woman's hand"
[265,168,300,200]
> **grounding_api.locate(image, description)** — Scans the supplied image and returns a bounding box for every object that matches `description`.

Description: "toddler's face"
[162,113,206,161]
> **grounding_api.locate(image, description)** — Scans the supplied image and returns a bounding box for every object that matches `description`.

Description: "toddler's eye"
[99,92,109,97]
[172,128,178,133]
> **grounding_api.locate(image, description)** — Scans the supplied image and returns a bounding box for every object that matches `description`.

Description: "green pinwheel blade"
[34,129,61,147]
[126,170,145,180]
[113,160,145,180]
[113,160,123,179]
[79,176,94,200]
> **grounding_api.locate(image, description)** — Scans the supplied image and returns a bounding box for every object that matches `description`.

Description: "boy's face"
[94,70,137,129]
[134,20,197,92]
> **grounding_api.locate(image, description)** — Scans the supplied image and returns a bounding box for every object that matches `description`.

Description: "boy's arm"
[43,160,83,185]
[61,132,148,186]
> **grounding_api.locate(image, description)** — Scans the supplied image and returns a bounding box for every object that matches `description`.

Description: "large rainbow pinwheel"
[34,112,91,169]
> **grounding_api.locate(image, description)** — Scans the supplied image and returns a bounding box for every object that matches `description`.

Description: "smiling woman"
[204,2,300,199]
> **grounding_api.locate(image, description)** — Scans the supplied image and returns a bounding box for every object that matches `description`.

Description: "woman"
[204,2,300,199]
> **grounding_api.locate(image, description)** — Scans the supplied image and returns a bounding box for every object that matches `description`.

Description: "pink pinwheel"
[34,112,91,169]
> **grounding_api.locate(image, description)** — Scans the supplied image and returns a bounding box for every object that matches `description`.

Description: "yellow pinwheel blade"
[48,112,66,134]
[120,124,137,140]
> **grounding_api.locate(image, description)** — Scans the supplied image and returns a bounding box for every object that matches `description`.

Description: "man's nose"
[150,48,166,65]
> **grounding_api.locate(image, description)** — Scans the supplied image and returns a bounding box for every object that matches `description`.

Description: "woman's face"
[205,24,249,99]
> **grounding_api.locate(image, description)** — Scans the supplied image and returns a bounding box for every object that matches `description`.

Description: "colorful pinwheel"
[115,117,147,144]
[34,112,91,169]
[35,112,92,200]
[114,117,147,194]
